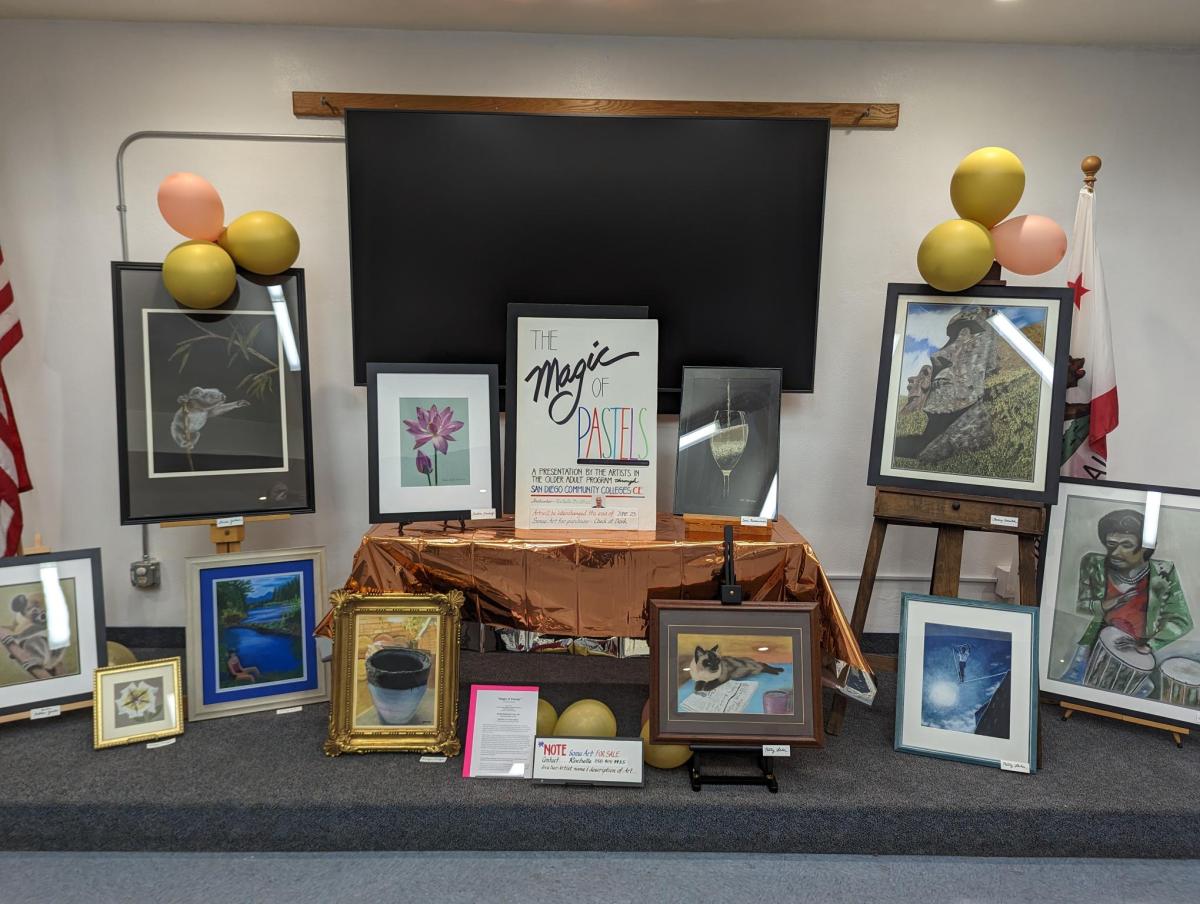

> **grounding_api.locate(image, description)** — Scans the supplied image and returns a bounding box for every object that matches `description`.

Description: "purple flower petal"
[444,420,464,435]
[415,450,433,474]
[432,435,449,455]
[412,435,432,449]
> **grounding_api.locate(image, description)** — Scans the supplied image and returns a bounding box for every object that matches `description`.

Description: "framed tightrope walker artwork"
[111,262,315,524]
[1039,479,1200,730]
[325,590,464,756]
[93,657,184,749]
[868,283,1073,503]
[896,593,1038,772]
[367,363,501,523]
[0,549,106,722]
[648,600,823,747]
[185,548,328,721]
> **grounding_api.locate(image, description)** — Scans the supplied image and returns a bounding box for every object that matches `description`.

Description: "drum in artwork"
[1083,626,1155,695]
[1158,657,1200,709]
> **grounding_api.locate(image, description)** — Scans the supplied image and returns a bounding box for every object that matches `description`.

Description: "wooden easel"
[825,485,1047,735]
[1060,701,1189,748]
[161,513,291,554]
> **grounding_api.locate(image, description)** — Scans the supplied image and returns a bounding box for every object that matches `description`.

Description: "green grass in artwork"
[893,368,1042,482]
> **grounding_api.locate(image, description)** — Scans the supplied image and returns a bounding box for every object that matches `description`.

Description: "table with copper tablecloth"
[342,514,873,699]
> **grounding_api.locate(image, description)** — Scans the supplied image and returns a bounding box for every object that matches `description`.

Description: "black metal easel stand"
[689,745,778,793]
[687,525,779,793]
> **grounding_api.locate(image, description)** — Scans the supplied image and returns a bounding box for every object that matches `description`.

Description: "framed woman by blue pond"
[185,548,328,720]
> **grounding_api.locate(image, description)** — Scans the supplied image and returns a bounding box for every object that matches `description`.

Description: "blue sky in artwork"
[920,622,1012,734]
[898,303,1049,384]
[241,574,300,604]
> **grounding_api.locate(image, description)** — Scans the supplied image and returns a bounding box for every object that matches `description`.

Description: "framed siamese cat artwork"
[867,283,1073,503]
[648,599,823,747]
[111,262,316,524]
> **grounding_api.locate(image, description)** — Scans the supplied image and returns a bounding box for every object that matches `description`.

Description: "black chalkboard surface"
[345,109,829,410]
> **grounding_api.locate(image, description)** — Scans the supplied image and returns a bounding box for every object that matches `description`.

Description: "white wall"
[0,20,1197,629]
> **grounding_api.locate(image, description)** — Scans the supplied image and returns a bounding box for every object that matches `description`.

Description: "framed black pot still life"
[673,367,782,520]
[868,283,1073,503]
[111,262,315,524]
[647,599,823,747]
[367,363,501,524]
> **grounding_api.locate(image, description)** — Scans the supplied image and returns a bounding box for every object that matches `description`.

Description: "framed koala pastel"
[647,599,823,747]
[111,262,315,523]
[867,283,1073,503]
[0,549,106,722]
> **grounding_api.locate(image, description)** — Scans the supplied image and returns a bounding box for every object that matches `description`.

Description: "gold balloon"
[162,240,236,309]
[640,720,691,770]
[219,210,300,275]
[950,147,1026,228]
[536,698,558,737]
[553,699,617,738]
[917,218,995,293]
[105,641,138,666]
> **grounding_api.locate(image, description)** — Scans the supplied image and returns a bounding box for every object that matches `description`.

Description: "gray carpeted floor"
[2,852,1199,904]
[2,650,1198,856]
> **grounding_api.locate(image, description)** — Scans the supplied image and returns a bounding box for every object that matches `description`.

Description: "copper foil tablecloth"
[344,514,871,684]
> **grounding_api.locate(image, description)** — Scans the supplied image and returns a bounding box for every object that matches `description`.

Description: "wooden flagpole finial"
[1082,155,1101,192]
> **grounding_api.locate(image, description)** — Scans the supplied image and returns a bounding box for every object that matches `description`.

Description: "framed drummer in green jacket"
[1040,479,1200,728]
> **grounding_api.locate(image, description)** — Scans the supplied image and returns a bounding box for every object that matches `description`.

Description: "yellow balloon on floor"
[105,641,138,667]
[640,720,691,770]
[917,218,995,293]
[553,699,617,738]
[219,210,300,275]
[162,240,236,309]
[950,147,1025,228]
[537,698,558,736]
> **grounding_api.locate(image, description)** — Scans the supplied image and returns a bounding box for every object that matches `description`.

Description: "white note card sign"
[532,737,645,786]
[515,317,658,531]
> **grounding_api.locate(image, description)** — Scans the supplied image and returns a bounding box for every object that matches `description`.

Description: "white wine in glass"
[709,399,749,499]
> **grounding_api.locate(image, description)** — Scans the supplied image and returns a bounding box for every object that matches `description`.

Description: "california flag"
[1061,187,1118,479]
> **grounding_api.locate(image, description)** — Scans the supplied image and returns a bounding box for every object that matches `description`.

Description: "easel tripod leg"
[826,518,888,736]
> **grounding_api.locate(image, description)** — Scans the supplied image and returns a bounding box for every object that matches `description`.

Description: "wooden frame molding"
[293,91,899,129]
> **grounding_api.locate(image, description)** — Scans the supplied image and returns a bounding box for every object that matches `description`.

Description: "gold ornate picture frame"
[325,590,463,757]
[93,656,184,750]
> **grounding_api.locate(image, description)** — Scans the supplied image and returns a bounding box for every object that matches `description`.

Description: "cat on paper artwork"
[690,644,783,693]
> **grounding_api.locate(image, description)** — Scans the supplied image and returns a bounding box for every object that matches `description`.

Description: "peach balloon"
[157,172,225,241]
[991,215,1068,276]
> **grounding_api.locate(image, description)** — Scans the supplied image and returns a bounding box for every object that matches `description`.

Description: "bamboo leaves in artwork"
[170,318,279,400]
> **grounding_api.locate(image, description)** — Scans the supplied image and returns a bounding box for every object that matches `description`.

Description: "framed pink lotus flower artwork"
[367,364,501,524]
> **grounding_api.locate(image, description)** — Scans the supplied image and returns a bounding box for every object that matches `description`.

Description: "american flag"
[0,245,31,556]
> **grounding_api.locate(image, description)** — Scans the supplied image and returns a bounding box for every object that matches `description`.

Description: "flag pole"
[1082,155,1101,193]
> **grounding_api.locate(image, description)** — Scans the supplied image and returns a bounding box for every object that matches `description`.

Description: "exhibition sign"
[514,317,658,531]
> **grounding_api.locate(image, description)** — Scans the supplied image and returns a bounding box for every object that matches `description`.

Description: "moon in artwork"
[927,681,959,709]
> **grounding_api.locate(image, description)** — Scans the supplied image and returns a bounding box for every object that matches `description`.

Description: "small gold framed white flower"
[93,657,184,749]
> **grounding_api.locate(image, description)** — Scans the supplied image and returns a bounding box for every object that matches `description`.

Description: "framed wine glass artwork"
[673,367,782,520]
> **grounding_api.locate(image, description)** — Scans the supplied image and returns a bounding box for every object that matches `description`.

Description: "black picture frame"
[1038,477,1200,731]
[367,363,501,524]
[867,282,1074,503]
[0,548,107,720]
[647,599,823,747]
[673,366,783,519]
[111,262,316,524]
[502,303,648,511]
